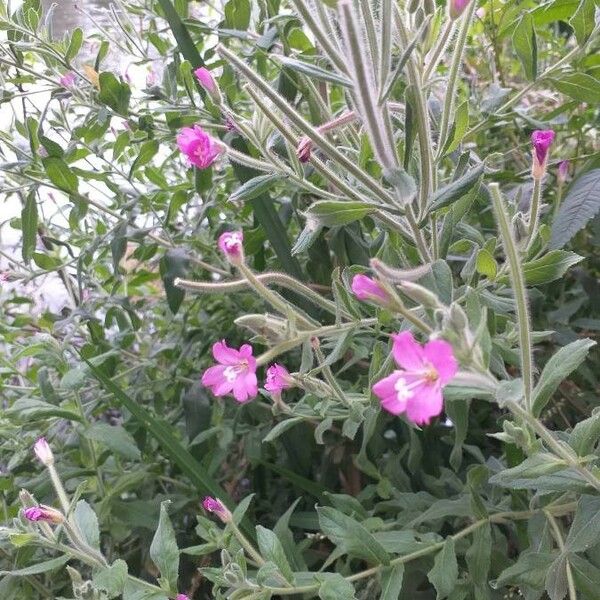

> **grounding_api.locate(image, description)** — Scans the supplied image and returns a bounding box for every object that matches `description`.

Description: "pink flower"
[146,68,159,87]
[201,340,258,402]
[372,331,458,425]
[531,129,555,179]
[558,160,569,184]
[265,364,293,394]
[194,67,220,102]
[449,0,470,19]
[59,72,76,87]
[23,505,64,524]
[202,496,232,522]
[176,595,190,600]
[34,438,54,466]
[296,137,312,163]
[176,125,222,169]
[218,231,244,265]
[351,274,391,306]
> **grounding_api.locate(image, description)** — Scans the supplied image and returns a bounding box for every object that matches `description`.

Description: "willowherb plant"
[2,0,600,598]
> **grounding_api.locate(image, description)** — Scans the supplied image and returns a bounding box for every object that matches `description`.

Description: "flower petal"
[392,331,425,370]
[201,364,227,386]
[212,340,240,365]
[405,383,444,425]
[423,339,458,384]
[232,371,258,402]
[373,371,409,415]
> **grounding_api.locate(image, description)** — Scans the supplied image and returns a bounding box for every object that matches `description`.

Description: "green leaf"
[440,101,469,157]
[85,422,142,460]
[0,555,69,576]
[42,156,79,193]
[318,573,357,600]
[545,553,568,600]
[552,73,600,104]
[98,72,131,115]
[159,248,189,314]
[570,411,600,456]
[229,173,282,203]
[21,190,37,262]
[426,164,484,215]
[475,248,497,279]
[275,55,352,87]
[256,526,295,584]
[532,338,595,416]
[570,0,595,45]
[492,552,555,590]
[380,563,404,600]
[488,453,566,488]
[427,538,458,599]
[565,495,600,553]
[150,501,179,593]
[130,140,158,177]
[305,200,377,227]
[570,554,600,597]
[6,397,83,422]
[465,523,491,589]
[317,507,390,565]
[66,27,83,61]
[551,169,600,249]
[521,250,583,285]
[73,500,101,551]
[93,560,128,599]
[512,13,537,80]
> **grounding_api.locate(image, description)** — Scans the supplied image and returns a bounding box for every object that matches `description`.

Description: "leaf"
[275,55,352,87]
[318,573,357,600]
[130,140,158,177]
[565,495,600,553]
[262,417,303,442]
[427,539,458,599]
[380,563,404,600]
[570,0,596,46]
[73,500,101,551]
[545,553,568,600]
[85,422,142,460]
[156,0,203,69]
[476,248,497,279]
[159,248,189,314]
[551,169,600,248]
[512,12,537,80]
[66,27,83,61]
[256,526,294,584]
[150,501,179,593]
[42,156,79,193]
[532,338,595,416]
[6,397,83,422]
[492,552,555,589]
[317,507,391,565]
[521,250,584,285]
[570,554,600,597]
[305,200,377,227]
[440,101,469,157]
[21,190,37,262]
[98,72,131,115]
[465,523,491,589]
[93,560,128,599]
[229,173,281,203]
[0,555,69,576]
[426,164,484,215]
[570,411,600,456]
[552,73,600,104]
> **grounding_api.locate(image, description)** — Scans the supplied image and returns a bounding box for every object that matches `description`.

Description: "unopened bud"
[34,437,54,466]
[449,0,471,19]
[23,505,64,525]
[202,497,232,523]
[398,280,443,309]
[218,231,244,266]
[194,67,222,104]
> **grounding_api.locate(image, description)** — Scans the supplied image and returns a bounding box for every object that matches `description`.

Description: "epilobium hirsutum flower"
[176,125,222,170]
[194,67,221,103]
[218,231,244,265]
[176,595,190,600]
[296,137,312,163]
[531,129,555,180]
[558,160,569,184]
[265,364,293,394]
[59,72,76,88]
[372,331,458,425]
[34,438,54,466]
[23,505,64,524]
[202,496,232,523]
[351,274,391,306]
[449,0,471,19]
[201,341,258,402]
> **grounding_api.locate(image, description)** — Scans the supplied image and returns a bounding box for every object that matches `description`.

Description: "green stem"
[47,465,71,516]
[314,346,351,407]
[525,177,543,251]
[490,183,533,411]
[228,521,266,567]
[423,21,455,81]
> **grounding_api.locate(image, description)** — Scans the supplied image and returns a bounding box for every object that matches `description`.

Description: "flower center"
[223,361,247,382]
[394,377,414,402]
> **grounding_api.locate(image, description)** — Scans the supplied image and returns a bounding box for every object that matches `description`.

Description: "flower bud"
[531,129,555,180]
[449,0,471,19]
[23,505,64,524]
[194,67,222,104]
[218,231,244,266]
[351,274,391,306]
[202,497,232,523]
[398,280,443,309]
[557,160,569,184]
[34,437,54,466]
[59,72,76,88]
[296,137,312,163]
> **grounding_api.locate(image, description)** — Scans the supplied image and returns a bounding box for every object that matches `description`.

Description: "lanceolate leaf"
[150,501,179,593]
[512,13,537,81]
[426,163,484,216]
[427,538,458,599]
[551,169,600,248]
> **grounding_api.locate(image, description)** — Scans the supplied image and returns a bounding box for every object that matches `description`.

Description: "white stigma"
[394,377,414,402]
[223,366,238,382]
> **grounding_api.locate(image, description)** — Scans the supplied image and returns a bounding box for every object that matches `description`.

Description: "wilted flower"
[176,125,222,169]
[449,0,470,19]
[531,129,555,179]
[218,231,244,265]
[34,438,54,466]
[558,160,569,184]
[23,505,64,524]
[296,137,312,163]
[194,67,221,103]
[372,331,458,425]
[351,274,391,306]
[264,364,293,394]
[59,72,76,88]
[202,496,232,522]
[201,340,258,402]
